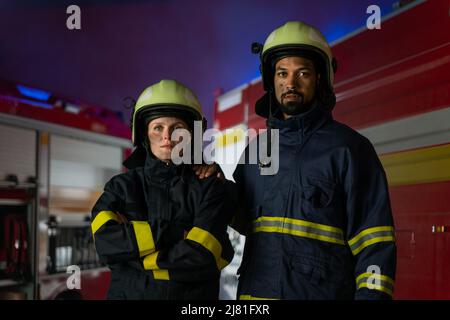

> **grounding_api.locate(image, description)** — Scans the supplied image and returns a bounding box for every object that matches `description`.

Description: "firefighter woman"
[232,21,396,299]
[91,79,234,299]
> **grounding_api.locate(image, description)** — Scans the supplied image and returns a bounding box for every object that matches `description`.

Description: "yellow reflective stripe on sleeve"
[186,227,229,270]
[218,258,229,270]
[356,272,394,297]
[349,226,395,255]
[358,282,393,297]
[239,295,279,300]
[142,251,170,280]
[152,269,169,280]
[143,251,159,270]
[91,211,120,235]
[252,216,345,245]
[356,272,395,286]
[131,221,155,257]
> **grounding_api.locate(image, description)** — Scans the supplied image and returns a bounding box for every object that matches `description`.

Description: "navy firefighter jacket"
[233,102,397,300]
[91,154,235,300]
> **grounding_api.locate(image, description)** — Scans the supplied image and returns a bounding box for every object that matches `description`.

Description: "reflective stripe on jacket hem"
[239,294,279,300]
[252,216,345,245]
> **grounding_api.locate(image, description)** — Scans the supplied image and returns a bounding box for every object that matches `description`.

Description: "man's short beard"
[279,97,314,115]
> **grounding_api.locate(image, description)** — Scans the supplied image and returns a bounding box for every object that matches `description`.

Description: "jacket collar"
[267,99,332,135]
[144,150,185,179]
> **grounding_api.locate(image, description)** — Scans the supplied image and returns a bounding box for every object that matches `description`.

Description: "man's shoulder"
[325,119,373,148]
[323,119,382,166]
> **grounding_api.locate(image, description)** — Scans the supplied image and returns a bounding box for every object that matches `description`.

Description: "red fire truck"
[214,0,450,299]
[0,79,131,299]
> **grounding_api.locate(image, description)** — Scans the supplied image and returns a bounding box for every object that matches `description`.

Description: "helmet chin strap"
[259,89,274,169]
[142,137,151,154]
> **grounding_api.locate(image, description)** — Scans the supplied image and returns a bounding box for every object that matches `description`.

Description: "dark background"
[0,0,398,125]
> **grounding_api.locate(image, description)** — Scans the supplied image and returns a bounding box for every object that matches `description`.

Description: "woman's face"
[147,117,190,162]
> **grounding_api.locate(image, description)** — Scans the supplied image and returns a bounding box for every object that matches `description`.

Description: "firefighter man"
[91,79,234,299]
[232,21,396,300]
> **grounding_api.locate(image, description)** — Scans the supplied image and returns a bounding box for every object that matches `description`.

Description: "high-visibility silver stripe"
[357,276,394,293]
[349,230,395,252]
[357,276,394,289]
[253,219,344,242]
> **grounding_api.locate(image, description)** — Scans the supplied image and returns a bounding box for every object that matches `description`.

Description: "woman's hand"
[192,163,224,180]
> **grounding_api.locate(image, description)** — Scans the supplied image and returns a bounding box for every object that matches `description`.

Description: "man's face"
[273,56,319,119]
